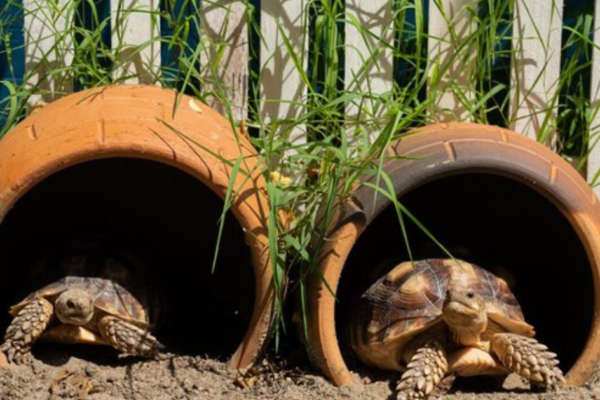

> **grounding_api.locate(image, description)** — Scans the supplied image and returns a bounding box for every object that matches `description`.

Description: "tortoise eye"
[466,290,475,299]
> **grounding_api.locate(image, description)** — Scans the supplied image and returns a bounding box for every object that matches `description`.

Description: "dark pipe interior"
[0,158,254,359]
[338,173,592,383]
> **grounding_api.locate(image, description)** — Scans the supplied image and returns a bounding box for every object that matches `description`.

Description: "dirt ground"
[1,343,600,400]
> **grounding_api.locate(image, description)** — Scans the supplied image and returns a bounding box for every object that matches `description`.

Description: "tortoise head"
[442,274,487,333]
[55,289,94,326]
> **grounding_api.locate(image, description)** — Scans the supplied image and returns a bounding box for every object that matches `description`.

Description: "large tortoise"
[346,259,564,399]
[1,250,164,364]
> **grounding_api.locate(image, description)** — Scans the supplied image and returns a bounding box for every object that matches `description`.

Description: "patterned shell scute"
[14,276,148,327]
[361,259,525,343]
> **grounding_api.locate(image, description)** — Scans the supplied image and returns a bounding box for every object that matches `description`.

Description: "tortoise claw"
[99,315,164,358]
[491,333,565,390]
[2,297,53,365]
[154,351,171,361]
[396,341,448,400]
[2,342,33,365]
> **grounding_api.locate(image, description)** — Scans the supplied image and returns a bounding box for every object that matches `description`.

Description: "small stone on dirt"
[49,370,96,400]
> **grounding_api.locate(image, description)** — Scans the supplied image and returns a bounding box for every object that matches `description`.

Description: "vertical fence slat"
[200,0,248,121]
[510,0,563,141]
[111,0,160,84]
[588,0,600,193]
[260,0,307,146]
[24,0,73,106]
[345,0,393,142]
[428,0,478,121]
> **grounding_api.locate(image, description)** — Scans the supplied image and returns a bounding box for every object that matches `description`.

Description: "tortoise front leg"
[396,340,449,400]
[2,298,53,364]
[491,333,565,389]
[98,315,163,358]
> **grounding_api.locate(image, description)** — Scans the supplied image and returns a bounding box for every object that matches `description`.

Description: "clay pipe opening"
[0,158,255,358]
[307,122,600,387]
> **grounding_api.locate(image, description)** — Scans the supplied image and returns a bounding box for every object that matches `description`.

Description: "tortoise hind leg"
[98,315,163,358]
[491,333,565,389]
[396,340,449,400]
[2,298,53,364]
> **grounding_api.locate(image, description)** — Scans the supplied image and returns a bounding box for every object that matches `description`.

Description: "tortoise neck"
[448,323,487,347]
[444,310,488,346]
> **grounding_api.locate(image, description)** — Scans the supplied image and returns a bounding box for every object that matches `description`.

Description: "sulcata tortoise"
[1,250,164,364]
[346,259,564,399]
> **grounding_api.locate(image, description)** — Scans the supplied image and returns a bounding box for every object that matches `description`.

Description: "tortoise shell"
[347,259,534,371]
[18,241,164,330]
[10,276,149,329]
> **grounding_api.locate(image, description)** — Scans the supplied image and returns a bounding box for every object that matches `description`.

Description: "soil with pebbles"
[1,343,600,400]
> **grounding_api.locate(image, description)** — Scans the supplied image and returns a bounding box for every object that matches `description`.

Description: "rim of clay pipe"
[0,85,275,370]
[308,122,600,387]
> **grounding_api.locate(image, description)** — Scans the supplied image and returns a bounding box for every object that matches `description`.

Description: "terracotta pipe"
[0,85,275,370]
[308,122,600,386]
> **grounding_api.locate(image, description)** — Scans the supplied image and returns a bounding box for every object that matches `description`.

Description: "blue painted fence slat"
[73,0,112,91]
[0,0,24,131]
[160,0,200,92]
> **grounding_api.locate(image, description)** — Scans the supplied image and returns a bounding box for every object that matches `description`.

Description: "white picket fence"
[17,0,600,194]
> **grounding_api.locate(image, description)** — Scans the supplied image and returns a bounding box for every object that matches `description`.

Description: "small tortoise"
[346,259,564,399]
[2,253,164,364]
